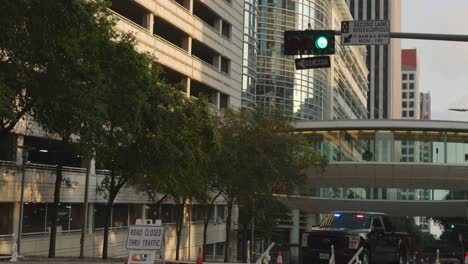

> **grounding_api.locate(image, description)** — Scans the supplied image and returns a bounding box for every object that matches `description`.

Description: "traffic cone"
[277,250,283,264]
[196,247,203,264]
[464,251,468,264]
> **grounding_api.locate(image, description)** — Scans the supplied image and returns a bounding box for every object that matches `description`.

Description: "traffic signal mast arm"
[332,30,468,42]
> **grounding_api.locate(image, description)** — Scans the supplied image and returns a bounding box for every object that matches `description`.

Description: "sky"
[402,0,468,121]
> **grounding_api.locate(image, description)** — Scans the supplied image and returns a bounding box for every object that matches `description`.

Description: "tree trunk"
[224,198,233,263]
[48,163,63,258]
[175,199,185,261]
[203,190,223,261]
[102,170,117,259]
[102,202,112,259]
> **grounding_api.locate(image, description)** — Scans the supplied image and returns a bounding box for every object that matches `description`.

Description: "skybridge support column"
[289,209,300,264]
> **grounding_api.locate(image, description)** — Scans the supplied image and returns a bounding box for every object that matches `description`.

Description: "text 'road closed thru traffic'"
[126,225,164,250]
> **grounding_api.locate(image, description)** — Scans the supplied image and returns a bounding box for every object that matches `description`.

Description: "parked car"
[300,211,410,264]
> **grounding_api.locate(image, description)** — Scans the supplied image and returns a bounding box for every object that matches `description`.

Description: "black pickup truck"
[301,211,410,264]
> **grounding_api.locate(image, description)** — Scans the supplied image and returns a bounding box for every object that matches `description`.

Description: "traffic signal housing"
[284,30,335,56]
[450,224,456,229]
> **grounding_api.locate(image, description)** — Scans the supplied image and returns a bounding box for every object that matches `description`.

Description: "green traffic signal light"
[451,224,455,229]
[315,36,329,50]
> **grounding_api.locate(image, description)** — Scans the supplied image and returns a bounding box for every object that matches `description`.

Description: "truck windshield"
[319,213,371,229]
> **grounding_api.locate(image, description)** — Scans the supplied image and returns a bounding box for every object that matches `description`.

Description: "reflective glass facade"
[301,129,468,164]
[310,188,463,201]
[241,0,258,110]
[256,0,330,120]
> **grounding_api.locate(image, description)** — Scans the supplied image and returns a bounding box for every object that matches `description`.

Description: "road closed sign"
[126,225,164,250]
[341,20,390,46]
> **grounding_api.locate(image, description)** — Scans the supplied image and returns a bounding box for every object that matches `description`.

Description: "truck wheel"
[360,249,370,264]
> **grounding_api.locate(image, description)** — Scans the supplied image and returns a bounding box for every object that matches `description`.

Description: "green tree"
[214,109,327,262]
[390,216,435,252]
[93,36,158,259]
[0,0,121,257]
[0,0,114,142]
[134,89,217,260]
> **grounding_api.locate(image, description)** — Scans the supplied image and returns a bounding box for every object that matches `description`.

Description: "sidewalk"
[1,257,126,264]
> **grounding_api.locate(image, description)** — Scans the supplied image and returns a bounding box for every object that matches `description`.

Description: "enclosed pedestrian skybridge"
[280,120,468,216]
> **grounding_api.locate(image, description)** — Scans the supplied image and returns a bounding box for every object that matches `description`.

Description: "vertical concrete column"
[213,56,221,71]
[305,213,319,230]
[187,0,193,14]
[12,202,21,241]
[87,203,94,234]
[187,36,192,55]
[186,78,191,97]
[215,18,222,33]
[16,135,24,165]
[289,209,300,264]
[215,92,221,109]
[147,13,154,34]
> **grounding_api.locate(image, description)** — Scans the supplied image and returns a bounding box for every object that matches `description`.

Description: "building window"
[190,205,206,222]
[0,203,13,235]
[402,102,407,108]
[409,148,414,154]
[70,204,83,230]
[129,204,143,226]
[47,203,71,231]
[403,74,407,80]
[409,157,415,162]
[409,74,414,80]
[409,102,414,108]
[402,111,407,117]
[216,205,225,220]
[221,57,230,74]
[403,93,407,99]
[222,21,231,39]
[402,157,408,162]
[409,111,414,117]
[409,92,414,99]
[161,204,175,224]
[216,242,225,258]
[23,203,47,233]
[402,83,407,90]
[402,148,407,154]
[206,244,215,258]
[410,83,414,90]
[112,204,129,227]
[94,204,106,229]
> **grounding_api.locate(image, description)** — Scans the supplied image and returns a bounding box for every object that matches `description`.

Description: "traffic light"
[284,30,335,55]
[451,224,456,229]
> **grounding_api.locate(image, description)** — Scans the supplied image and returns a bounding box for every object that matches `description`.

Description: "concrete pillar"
[215,92,221,109]
[147,13,154,33]
[87,203,94,234]
[305,213,319,229]
[187,0,193,14]
[215,18,222,33]
[181,37,188,52]
[213,55,221,71]
[289,209,300,264]
[15,135,24,165]
[187,36,192,55]
[186,78,191,96]
[12,202,21,241]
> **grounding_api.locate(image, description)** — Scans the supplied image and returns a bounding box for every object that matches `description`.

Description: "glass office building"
[256,0,330,120]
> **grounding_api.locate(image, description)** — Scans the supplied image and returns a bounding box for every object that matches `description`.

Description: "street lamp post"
[17,147,30,255]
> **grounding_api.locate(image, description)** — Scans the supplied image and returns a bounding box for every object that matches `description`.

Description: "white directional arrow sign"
[295,56,331,70]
